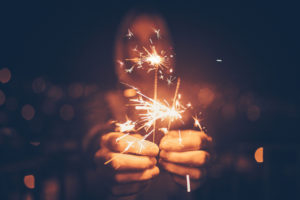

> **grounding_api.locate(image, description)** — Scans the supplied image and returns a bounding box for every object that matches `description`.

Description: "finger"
[160,150,210,167]
[95,149,157,170]
[114,166,160,183]
[159,160,205,180]
[171,174,203,191]
[111,181,149,196]
[102,132,159,156]
[160,130,212,152]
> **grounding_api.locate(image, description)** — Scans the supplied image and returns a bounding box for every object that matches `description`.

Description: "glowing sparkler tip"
[193,115,203,131]
[126,29,134,39]
[115,119,136,133]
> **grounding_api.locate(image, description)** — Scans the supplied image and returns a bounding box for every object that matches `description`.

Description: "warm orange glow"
[24,175,35,189]
[68,83,84,98]
[0,68,11,84]
[123,88,137,97]
[198,88,215,107]
[60,104,75,121]
[255,147,264,163]
[21,104,35,120]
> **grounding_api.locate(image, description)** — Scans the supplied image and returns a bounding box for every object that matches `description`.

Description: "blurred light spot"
[123,89,137,97]
[221,104,236,120]
[247,105,260,121]
[236,156,252,172]
[0,68,11,83]
[42,178,60,200]
[198,88,215,107]
[30,141,41,146]
[68,83,84,98]
[84,85,98,96]
[21,104,35,120]
[24,193,33,200]
[60,104,74,121]
[24,175,35,189]
[0,127,14,136]
[32,77,46,93]
[216,58,222,62]
[47,86,63,100]
[255,147,264,163]
[6,97,18,111]
[0,90,5,105]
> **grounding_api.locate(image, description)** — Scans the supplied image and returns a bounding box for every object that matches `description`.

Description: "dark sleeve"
[82,91,114,163]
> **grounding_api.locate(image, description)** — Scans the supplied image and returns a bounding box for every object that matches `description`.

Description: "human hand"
[95,132,159,196]
[159,130,213,191]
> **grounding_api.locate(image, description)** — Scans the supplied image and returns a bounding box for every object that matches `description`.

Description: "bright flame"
[115,119,136,133]
[193,115,203,131]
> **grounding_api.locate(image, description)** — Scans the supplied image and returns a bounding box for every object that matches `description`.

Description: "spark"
[116,133,129,142]
[166,76,176,86]
[149,38,153,44]
[159,128,168,134]
[115,119,136,133]
[178,130,182,145]
[193,115,203,131]
[121,82,186,133]
[133,45,138,52]
[125,66,134,73]
[125,45,172,74]
[117,60,124,67]
[216,58,222,62]
[126,29,134,39]
[154,29,160,39]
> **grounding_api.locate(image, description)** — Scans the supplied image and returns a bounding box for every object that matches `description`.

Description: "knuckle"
[111,159,120,170]
[194,169,202,179]
[114,174,121,182]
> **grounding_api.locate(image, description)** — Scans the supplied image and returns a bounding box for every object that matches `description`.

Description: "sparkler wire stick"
[186,174,191,192]
[168,78,181,130]
[153,67,158,142]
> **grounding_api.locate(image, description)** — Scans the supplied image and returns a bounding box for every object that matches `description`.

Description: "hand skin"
[94,132,160,197]
[159,130,213,191]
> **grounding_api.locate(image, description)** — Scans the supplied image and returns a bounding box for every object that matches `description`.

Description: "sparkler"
[108,28,206,193]
[124,40,174,142]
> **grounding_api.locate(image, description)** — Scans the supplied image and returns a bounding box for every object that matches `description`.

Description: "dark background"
[0,1,299,199]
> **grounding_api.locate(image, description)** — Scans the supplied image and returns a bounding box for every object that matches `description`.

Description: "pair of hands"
[94,130,213,197]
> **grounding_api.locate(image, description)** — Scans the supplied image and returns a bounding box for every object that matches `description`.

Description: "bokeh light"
[21,104,35,120]
[32,77,46,93]
[59,104,74,121]
[24,175,35,189]
[254,147,264,163]
[68,83,84,98]
[30,141,41,146]
[47,86,64,100]
[197,88,215,107]
[0,68,11,83]
[123,88,137,97]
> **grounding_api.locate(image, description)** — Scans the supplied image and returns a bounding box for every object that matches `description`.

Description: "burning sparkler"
[108,28,206,193]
